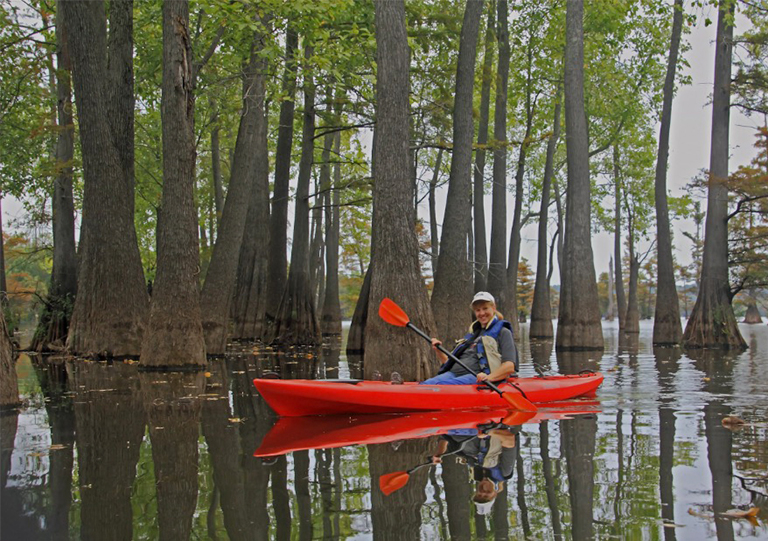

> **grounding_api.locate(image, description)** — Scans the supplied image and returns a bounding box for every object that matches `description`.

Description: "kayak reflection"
[254,402,600,458]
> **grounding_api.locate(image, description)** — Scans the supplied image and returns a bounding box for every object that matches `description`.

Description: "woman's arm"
[431,338,448,363]
[476,361,517,383]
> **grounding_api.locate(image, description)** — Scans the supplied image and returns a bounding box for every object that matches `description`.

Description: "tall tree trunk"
[606,255,615,320]
[232,20,271,341]
[32,3,78,352]
[264,26,299,332]
[321,129,343,336]
[63,0,149,357]
[487,0,509,307]
[431,0,484,341]
[366,0,437,381]
[624,212,640,334]
[311,103,334,304]
[140,0,206,367]
[210,100,224,226]
[0,311,18,408]
[614,150,627,330]
[506,43,534,329]
[473,4,495,292]
[556,0,603,351]
[201,19,271,354]
[683,2,746,349]
[267,44,321,347]
[743,297,762,323]
[346,264,371,355]
[530,93,562,339]
[653,0,684,346]
[429,147,443,276]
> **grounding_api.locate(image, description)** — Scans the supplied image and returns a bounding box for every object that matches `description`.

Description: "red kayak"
[255,403,600,457]
[253,372,603,417]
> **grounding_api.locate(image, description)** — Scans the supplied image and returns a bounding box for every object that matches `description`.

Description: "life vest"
[439,316,514,375]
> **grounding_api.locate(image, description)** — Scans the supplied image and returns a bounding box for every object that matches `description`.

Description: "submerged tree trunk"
[346,265,371,355]
[743,298,762,323]
[268,45,321,347]
[487,0,510,308]
[264,26,299,332]
[431,0,483,342]
[530,93,562,339]
[506,43,534,330]
[429,148,443,276]
[556,0,603,351]
[473,5,495,292]
[321,130,343,336]
[606,255,615,321]
[201,19,271,354]
[614,152,627,330]
[683,2,746,350]
[232,19,271,341]
[653,0,684,346]
[366,0,437,381]
[140,0,206,367]
[63,0,149,357]
[0,311,18,408]
[624,227,640,334]
[32,4,78,352]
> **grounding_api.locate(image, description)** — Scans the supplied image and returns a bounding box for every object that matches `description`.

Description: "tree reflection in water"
[4,323,768,539]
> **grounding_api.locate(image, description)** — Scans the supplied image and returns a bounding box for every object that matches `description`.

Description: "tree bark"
[63,0,149,357]
[0,311,18,408]
[140,0,206,367]
[432,0,484,341]
[32,3,78,352]
[530,93,562,339]
[653,0,684,346]
[473,4,495,292]
[487,0,510,307]
[346,264,371,355]
[428,147,444,277]
[556,0,603,351]
[321,129,343,336]
[210,100,224,226]
[506,43,534,329]
[366,0,437,381]
[614,151,627,330]
[743,297,762,323]
[232,19,271,341]
[683,2,746,349]
[625,231,640,333]
[201,18,271,354]
[264,26,299,332]
[267,44,321,347]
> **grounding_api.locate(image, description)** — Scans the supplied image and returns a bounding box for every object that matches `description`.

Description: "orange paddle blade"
[379,298,410,327]
[379,471,410,496]
[500,391,538,412]
[501,409,537,425]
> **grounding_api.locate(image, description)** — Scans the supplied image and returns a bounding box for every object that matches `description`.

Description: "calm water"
[2,320,767,540]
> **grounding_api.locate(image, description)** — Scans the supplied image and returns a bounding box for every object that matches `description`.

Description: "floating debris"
[720,507,760,519]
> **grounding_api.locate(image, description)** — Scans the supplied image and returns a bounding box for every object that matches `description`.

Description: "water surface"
[2,320,767,540]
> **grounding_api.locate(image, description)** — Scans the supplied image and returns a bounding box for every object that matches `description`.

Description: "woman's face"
[473,302,495,327]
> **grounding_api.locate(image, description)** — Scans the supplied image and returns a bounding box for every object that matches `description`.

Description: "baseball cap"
[471,291,495,307]
[475,500,495,516]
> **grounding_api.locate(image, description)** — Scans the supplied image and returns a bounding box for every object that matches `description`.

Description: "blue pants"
[420,372,478,385]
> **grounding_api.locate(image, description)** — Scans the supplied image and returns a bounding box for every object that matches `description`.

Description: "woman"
[422,291,518,385]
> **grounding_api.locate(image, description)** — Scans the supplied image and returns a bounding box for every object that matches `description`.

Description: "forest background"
[0,0,766,377]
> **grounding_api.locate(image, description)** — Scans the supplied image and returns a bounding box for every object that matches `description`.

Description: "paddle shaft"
[405,322,508,397]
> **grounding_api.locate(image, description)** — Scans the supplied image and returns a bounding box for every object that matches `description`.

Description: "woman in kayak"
[422,291,518,385]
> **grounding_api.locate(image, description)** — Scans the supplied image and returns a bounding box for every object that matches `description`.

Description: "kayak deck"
[253,373,603,417]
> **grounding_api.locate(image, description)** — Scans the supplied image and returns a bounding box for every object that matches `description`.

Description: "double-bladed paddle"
[378,298,537,412]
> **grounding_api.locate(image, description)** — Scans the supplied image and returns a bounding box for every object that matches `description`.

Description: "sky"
[3,6,764,289]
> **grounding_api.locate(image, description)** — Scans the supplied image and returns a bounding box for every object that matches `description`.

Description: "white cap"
[475,500,495,516]
[471,291,495,307]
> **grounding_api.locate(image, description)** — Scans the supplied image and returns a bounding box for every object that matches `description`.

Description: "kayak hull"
[255,403,600,457]
[252,373,603,417]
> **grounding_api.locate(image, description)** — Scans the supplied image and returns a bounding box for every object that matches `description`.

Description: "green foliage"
[3,229,51,328]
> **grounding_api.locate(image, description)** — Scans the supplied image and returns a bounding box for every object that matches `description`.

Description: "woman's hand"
[431,455,442,464]
[430,338,442,350]
[476,372,489,383]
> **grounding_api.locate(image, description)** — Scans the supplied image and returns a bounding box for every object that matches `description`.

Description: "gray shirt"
[449,327,518,375]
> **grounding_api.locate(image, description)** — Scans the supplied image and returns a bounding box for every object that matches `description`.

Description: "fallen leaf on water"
[703,377,711,382]
[720,507,760,519]
[228,417,244,423]
[204,372,212,378]
[49,444,69,451]
[722,416,747,429]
